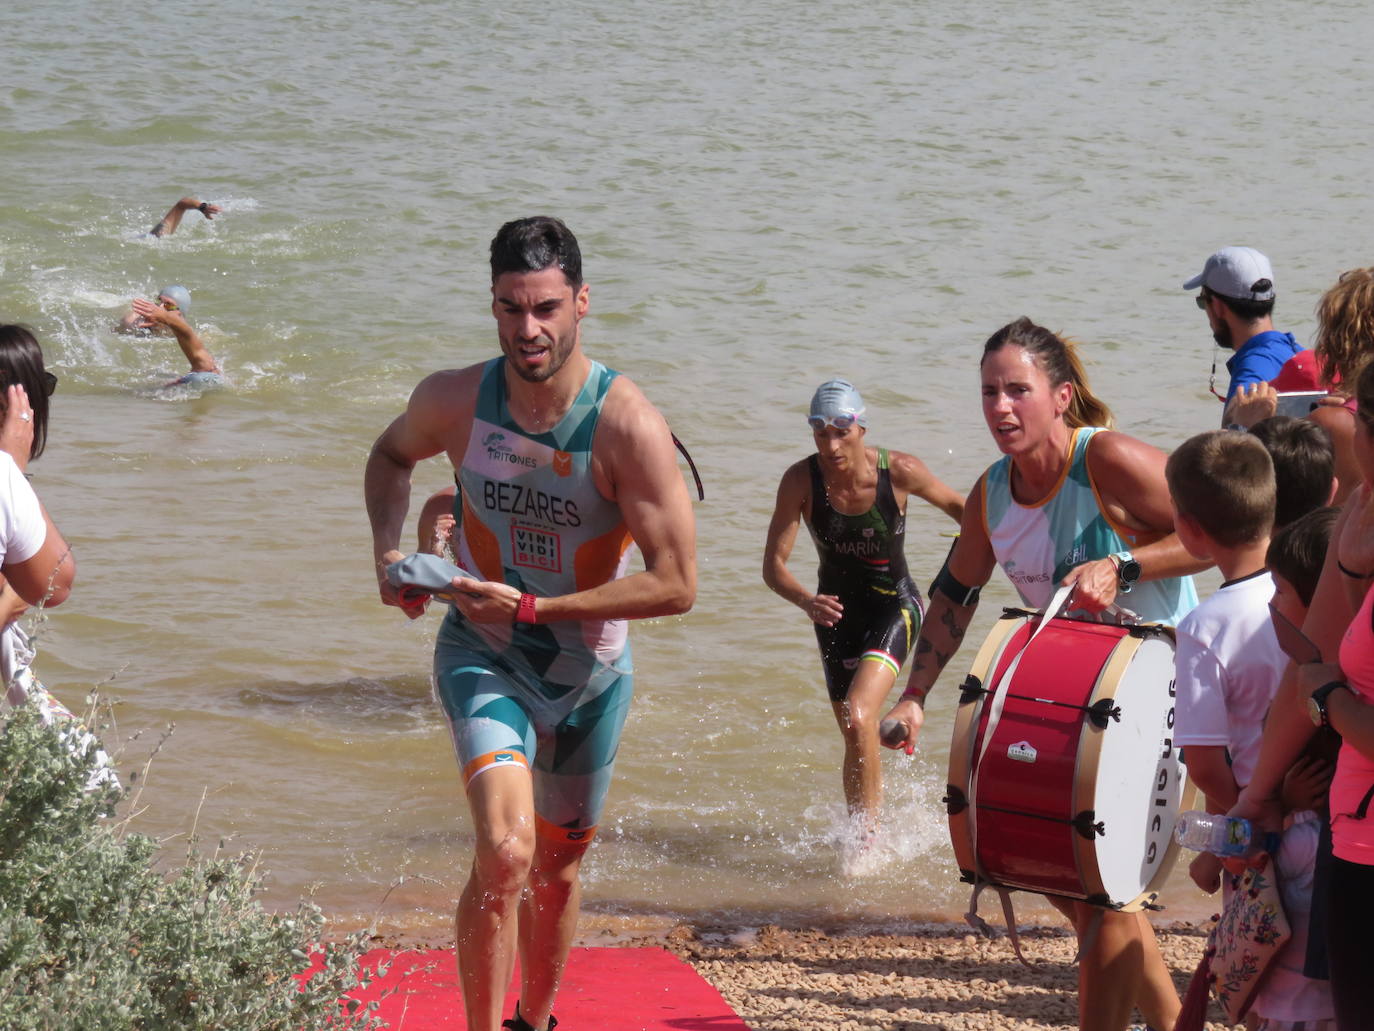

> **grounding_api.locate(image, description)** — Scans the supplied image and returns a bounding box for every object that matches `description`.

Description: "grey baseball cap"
[1182,247,1276,301]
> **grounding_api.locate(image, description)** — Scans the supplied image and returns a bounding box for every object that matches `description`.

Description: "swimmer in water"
[148,195,221,238]
[763,379,964,842]
[117,286,222,387]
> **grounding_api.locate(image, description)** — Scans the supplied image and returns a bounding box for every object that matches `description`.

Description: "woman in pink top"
[1299,358,1374,1027]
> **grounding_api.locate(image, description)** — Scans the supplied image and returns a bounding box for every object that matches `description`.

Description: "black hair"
[1266,506,1339,606]
[489,216,582,289]
[1249,416,1335,529]
[1207,287,1275,322]
[0,325,51,461]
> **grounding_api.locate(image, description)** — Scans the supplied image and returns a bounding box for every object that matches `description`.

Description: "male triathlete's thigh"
[531,665,634,846]
[433,646,538,788]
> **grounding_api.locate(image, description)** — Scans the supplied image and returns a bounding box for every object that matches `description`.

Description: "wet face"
[812,422,866,471]
[491,267,588,384]
[980,344,1071,456]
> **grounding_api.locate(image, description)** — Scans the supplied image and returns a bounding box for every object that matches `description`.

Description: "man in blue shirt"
[1184,246,1307,423]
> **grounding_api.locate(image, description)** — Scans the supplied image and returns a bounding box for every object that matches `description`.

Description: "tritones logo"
[493,753,515,764]
[483,431,537,469]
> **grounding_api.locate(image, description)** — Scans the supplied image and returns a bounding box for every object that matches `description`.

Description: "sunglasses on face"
[1,372,58,398]
[1195,291,1211,310]
[808,413,860,431]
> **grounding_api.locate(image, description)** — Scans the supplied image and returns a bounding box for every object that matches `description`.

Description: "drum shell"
[946,612,1191,910]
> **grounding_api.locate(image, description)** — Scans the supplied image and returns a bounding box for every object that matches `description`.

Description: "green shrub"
[0,701,386,1030]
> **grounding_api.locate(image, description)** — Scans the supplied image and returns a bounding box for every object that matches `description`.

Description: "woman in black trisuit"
[763,379,963,846]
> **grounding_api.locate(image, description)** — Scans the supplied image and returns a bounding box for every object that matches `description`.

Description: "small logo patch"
[1007,740,1038,764]
[512,523,562,572]
[567,830,588,841]
[553,450,573,477]
[493,753,515,764]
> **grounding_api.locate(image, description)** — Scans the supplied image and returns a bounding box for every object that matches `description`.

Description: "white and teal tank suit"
[982,427,1198,625]
[434,357,637,844]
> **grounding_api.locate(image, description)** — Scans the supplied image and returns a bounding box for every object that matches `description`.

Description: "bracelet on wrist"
[1338,559,1374,579]
[899,686,927,705]
[515,593,538,625]
[198,201,211,215]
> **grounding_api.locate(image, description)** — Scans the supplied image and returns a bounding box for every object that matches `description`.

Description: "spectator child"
[1167,432,1334,1028]
[1250,416,1337,530]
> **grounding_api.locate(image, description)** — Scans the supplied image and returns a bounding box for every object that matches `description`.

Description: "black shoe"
[502,1004,557,1031]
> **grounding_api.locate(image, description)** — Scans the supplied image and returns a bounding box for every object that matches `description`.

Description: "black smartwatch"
[1111,551,1141,594]
[1309,681,1348,728]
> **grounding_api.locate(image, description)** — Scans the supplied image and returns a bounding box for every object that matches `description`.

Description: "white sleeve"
[0,453,46,566]
[1173,626,1231,748]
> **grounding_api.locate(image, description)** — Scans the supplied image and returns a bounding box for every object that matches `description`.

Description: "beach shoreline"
[364,915,1233,1030]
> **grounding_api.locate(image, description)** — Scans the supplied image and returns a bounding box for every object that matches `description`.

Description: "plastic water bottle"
[1173,810,1254,856]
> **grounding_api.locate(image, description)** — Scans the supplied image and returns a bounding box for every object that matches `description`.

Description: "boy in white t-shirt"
[1165,431,1334,1029]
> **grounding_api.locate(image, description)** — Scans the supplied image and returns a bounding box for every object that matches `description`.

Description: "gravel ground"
[643,921,1242,1031]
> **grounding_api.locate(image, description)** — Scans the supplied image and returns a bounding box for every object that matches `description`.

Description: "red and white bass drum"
[946,603,1193,911]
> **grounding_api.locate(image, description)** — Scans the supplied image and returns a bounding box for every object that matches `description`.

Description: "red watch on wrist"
[516,593,538,625]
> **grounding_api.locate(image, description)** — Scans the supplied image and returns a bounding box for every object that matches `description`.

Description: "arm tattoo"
[940,605,966,642]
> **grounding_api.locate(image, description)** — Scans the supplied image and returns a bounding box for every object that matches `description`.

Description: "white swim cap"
[157,285,192,315]
[808,378,867,429]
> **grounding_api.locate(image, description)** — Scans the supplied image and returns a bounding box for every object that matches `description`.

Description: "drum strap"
[1073,908,1105,963]
[964,881,1033,966]
[964,584,1076,968]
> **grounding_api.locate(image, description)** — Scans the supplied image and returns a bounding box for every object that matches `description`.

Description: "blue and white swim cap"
[808,378,867,429]
[157,285,192,315]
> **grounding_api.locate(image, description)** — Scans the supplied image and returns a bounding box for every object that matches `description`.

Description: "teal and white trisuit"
[433,357,638,844]
[981,426,1198,626]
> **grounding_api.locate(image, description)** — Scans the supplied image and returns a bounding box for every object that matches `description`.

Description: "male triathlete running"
[365,217,696,1031]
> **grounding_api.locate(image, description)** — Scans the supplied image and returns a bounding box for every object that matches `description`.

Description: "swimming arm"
[149,196,220,238]
[128,300,218,373]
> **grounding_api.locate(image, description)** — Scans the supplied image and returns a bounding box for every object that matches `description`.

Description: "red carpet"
[347,946,751,1030]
